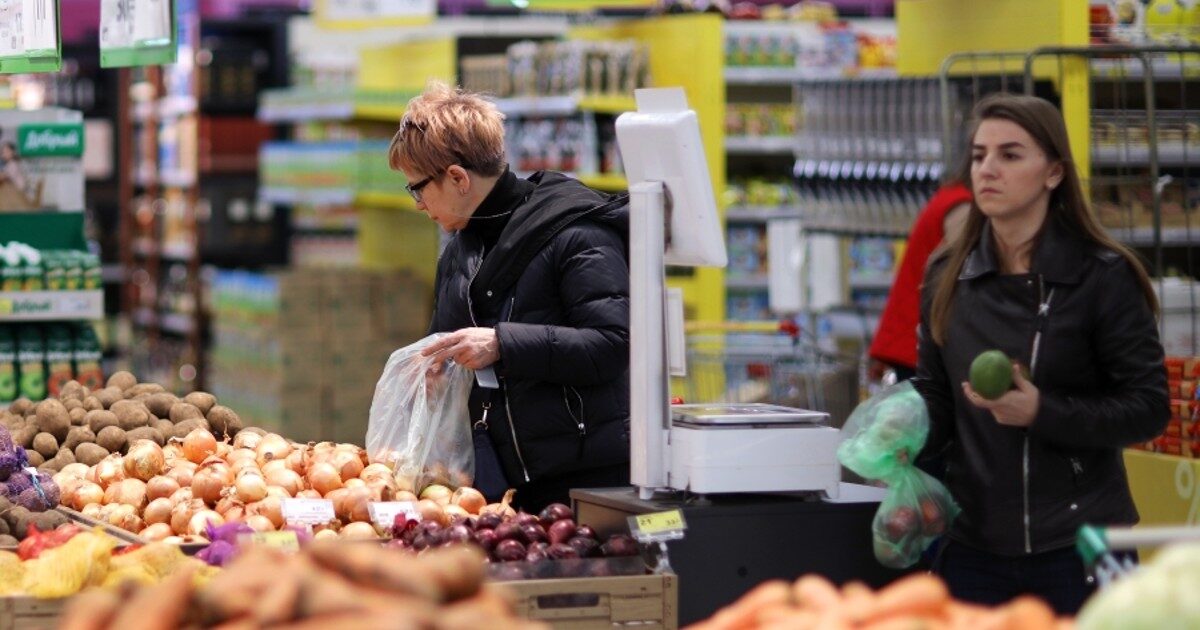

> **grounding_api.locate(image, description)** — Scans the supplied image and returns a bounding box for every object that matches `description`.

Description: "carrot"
[793,574,842,613]
[707,580,794,630]
[307,541,442,601]
[860,615,948,630]
[945,601,990,628]
[268,611,416,630]
[1054,618,1077,630]
[855,574,948,624]
[416,544,487,602]
[812,608,854,630]
[57,588,122,630]
[756,602,804,625]
[839,580,876,620]
[757,611,820,630]
[250,571,302,626]
[107,565,196,630]
[997,596,1056,630]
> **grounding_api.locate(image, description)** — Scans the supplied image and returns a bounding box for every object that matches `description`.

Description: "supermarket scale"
[615,89,843,500]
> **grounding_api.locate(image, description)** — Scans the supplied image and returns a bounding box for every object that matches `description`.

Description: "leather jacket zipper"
[564,386,587,457]
[467,250,531,483]
[1024,274,1056,554]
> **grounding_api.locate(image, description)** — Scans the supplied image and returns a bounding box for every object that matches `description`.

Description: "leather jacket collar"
[960,216,1090,285]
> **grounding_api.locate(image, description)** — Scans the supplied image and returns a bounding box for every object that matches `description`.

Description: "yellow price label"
[0,298,11,315]
[633,510,686,536]
[248,531,300,551]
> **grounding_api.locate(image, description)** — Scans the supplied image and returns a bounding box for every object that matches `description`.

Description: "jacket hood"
[472,171,629,297]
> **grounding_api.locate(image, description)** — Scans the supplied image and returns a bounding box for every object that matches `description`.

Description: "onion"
[192,467,227,506]
[244,514,275,532]
[343,478,366,490]
[144,497,174,525]
[443,504,471,520]
[339,522,378,540]
[261,459,289,477]
[183,429,218,464]
[82,503,102,518]
[285,446,307,476]
[451,487,486,515]
[169,487,193,506]
[314,528,338,541]
[265,468,303,497]
[163,442,184,461]
[255,433,292,466]
[146,476,180,502]
[307,462,342,496]
[73,481,104,510]
[222,504,246,523]
[419,484,453,507]
[265,486,290,499]
[57,477,84,507]
[140,522,174,541]
[166,461,197,487]
[94,456,126,489]
[331,450,364,482]
[249,496,283,529]
[360,463,392,482]
[107,478,148,509]
[415,499,447,527]
[215,441,233,459]
[338,487,372,523]
[480,489,517,519]
[105,503,135,526]
[325,488,349,510]
[59,463,90,479]
[227,448,258,467]
[124,440,166,481]
[312,441,337,457]
[295,489,322,499]
[235,471,268,503]
[233,431,261,450]
[231,459,261,477]
[188,510,224,537]
[394,490,418,503]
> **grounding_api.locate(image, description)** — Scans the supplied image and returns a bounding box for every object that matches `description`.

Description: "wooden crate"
[495,573,678,630]
[0,597,68,630]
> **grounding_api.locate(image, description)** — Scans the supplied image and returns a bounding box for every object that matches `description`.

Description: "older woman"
[388,82,631,512]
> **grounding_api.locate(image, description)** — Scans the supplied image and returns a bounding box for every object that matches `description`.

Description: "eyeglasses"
[405,172,440,203]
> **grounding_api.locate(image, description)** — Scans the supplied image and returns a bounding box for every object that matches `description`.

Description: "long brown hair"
[929,93,1159,345]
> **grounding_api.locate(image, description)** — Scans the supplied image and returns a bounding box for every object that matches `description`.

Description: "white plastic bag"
[366,334,474,492]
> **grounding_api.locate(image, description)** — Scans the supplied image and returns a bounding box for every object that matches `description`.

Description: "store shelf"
[491,94,638,117]
[804,222,909,239]
[354,191,418,211]
[725,274,770,290]
[0,291,104,322]
[292,215,361,232]
[133,307,196,336]
[101,264,126,283]
[1092,57,1200,81]
[1108,226,1200,247]
[849,275,893,291]
[132,240,195,262]
[725,206,805,222]
[577,174,629,192]
[1093,144,1198,168]
[725,136,797,155]
[724,66,807,85]
[257,88,413,124]
[160,169,197,188]
[259,186,356,206]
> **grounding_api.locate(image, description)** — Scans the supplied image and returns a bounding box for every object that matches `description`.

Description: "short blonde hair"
[388,81,507,178]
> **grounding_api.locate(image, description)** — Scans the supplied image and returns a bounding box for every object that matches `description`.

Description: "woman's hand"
[962,363,1040,428]
[422,327,500,371]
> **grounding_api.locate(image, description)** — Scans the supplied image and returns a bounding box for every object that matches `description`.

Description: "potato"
[96,426,128,454]
[75,443,109,467]
[0,517,8,536]
[145,393,179,418]
[86,410,119,434]
[111,401,151,431]
[82,396,103,412]
[63,398,83,412]
[58,380,87,402]
[63,426,96,452]
[32,432,59,459]
[28,511,65,535]
[169,418,208,441]
[106,371,137,391]
[25,451,43,467]
[207,405,243,438]
[126,383,166,398]
[12,426,36,449]
[125,427,165,446]
[95,387,124,409]
[184,392,218,416]
[56,448,76,465]
[169,403,204,425]
[0,535,16,547]
[8,398,32,416]
[68,407,86,426]
[153,418,175,436]
[35,399,71,442]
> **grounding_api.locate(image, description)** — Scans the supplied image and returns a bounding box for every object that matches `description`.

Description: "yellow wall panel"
[358,38,457,93]
[358,207,442,284]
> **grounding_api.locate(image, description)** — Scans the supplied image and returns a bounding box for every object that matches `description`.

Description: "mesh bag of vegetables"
[366,334,475,491]
[838,382,960,568]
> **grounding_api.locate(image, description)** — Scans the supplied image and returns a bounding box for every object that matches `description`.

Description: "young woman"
[389,82,631,512]
[913,93,1168,614]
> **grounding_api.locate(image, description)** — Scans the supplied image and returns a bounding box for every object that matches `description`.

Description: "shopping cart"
[1077,524,1200,587]
[672,320,861,425]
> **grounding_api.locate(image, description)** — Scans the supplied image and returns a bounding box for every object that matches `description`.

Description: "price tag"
[627,509,687,542]
[280,498,335,526]
[242,531,300,552]
[368,501,421,529]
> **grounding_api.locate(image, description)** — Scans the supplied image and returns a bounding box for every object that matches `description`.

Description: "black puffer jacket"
[429,171,631,486]
[913,216,1169,557]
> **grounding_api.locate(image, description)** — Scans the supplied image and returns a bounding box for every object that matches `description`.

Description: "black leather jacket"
[913,217,1169,556]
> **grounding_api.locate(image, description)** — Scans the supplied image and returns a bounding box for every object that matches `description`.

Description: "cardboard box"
[493,573,678,630]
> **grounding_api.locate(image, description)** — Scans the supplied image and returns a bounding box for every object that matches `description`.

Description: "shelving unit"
[0,292,105,323]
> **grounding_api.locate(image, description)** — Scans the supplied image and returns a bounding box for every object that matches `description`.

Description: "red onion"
[548,519,577,545]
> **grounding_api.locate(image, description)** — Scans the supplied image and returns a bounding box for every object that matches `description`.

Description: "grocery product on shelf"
[1132,356,1200,457]
[461,39,650,99]
[0,243,99,292]
[684,572,1073,630]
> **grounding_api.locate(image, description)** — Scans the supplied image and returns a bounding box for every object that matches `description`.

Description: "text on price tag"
[243,531,301,552]
[281,498,335,525]
[628,509,687,541]
[368,502,421,529]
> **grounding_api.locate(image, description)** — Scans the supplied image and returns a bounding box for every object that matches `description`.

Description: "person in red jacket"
[869,182,972,381]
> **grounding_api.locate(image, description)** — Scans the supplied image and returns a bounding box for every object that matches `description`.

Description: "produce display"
[0,530,217,598]
[1076,542,1200,630]
[57,541,546,630]
[685,573,1075,630]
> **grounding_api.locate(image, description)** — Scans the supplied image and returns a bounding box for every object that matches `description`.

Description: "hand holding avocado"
[963,350,1039,428]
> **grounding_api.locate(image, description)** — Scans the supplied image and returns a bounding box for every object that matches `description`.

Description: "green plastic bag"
[838,382,960,568]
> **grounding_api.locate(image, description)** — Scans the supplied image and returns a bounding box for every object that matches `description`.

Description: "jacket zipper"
[467,249,531,483]
[1024,274,1055,554]
[564,386,588,457]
